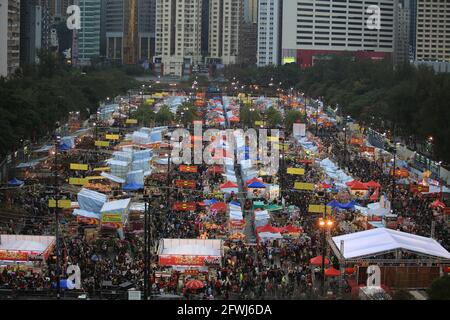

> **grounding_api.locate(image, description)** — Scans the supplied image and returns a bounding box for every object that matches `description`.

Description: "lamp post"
[343,127,347,166]
[319,217,334,297]
[392,142,400,204]
[53,134,61,300]
[315,101,319,137]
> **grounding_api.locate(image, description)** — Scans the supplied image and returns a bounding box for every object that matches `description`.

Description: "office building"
[154,0,203,76]
[72,0,101,66]
[208,0,244,66]
[257,0,282,66]
[415,0,450,62]
[394,0,410,66]
[281,0,397,68]
[244,0,257,24]
[0,0,21,77]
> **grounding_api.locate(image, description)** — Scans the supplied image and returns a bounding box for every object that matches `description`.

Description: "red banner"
[350,137,364,146]
[297,159,313,164]
[390,169,410,178]
[0,250,29,261]
[77,216,99,225]
[159,255,221,266]
[410,184,430,193]
[173,202,197,211]
[359,146,375,153]
[175,180,196,189]
[179,165,198,173]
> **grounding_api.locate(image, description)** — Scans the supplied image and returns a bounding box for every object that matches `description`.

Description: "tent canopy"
[332,228,450,260]
[7,178,24,186]
[248,181,266,188]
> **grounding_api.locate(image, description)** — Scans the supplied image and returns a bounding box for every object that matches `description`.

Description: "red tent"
[210,202,227,212]
[443,266,450,273]
[347,180,368,190]
[370,188,380,201]
[431,199,446,209]
[246,177,264,185]
[281,225,302,234]
[324,267,340,277]
[220,181,238,189]
[345,267,355,275]
[309,255,330,266]
[318,182,332,189]
[366,180,381,188]
[207,166,224,174]
[185,279,205,290]
[229,116,240,122]
[256,225,282,234]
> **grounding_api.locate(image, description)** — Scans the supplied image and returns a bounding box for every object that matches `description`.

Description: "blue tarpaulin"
[327,200,357,210]
[204,199,219,205]
[7,178,24,186]
[248,181,266,188]
[59,143,71,151]
[230,200,241,207]
[123,183,144,191]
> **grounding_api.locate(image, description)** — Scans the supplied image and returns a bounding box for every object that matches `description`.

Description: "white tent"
[100,198,131,215]
[158,239,224,266]
[100,172,126,184]
[332,228,450,259]
[77,188,108,213]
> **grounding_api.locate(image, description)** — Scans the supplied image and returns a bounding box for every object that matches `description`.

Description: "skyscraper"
[105,0,156,64]
[415,0,450,62]
[72,0,101,66]
[208,0,244,65]
[154,0,203,76]
[0,0,21,77]
[281,0,397,68]
[243,0,257,24]
[257,0,282,67]
[20,0,53,65]
[394,0,411,66]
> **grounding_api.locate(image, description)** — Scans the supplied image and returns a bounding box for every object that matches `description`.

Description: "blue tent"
[230,200,241,207]
[123,183,144,191]
[248,181,266,188]
[327,200,341,208]
[7,178,24,186]
[339,200,357,210]
[59,143,71,151]
[204,199,219,205]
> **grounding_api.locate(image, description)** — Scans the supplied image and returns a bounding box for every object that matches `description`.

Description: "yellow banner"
[255,121,263,126]
[308,204,332,214]
[69,178,89,186]
[93,167,110,171]
[294,182,315,190]
[86,176,105,181]
[267,136,279,142]
[48,199,72,209]
[126,119,138,124]
[70,163,88,171]
[95,140,110,147]
[105,134,120,140]
[101,213,122,223]
[287,168,305,175]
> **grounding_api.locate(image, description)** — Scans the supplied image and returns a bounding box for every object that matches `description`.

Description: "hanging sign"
[287,168,305,175]
[294,182,315,190]
[48,199,72,209]
[70,163,88,171]
[95,140,110,147]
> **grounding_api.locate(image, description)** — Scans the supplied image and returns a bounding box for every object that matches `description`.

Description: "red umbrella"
[324,267,340,277]
[443,266,450,273]
[185,279,205,290]
[347,180,368,190]
[309,255,330,266]
[210,202,227,212]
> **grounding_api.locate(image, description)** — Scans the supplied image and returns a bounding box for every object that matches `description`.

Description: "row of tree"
[0,53,138,157]
[225,57,450,164]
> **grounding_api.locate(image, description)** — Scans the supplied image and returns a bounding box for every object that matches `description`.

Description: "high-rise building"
[20,0,53,65]
[208,0,244,65]
[256,0,282,67]
[405,0,416,60]
[243,0,257,24]
[49,0,72,18]
[105,0,156,64]
[0,0,21,77]
[72,0,101,66]
[154,0,203,76]
[415,0,450,62]
[281,0,397,68]
[394,0,410,66]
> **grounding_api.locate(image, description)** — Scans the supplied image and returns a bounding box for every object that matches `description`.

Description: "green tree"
[427,275,450,300]
[155,105,174,125]
[265,106,283,128]
[284,109,306,133]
